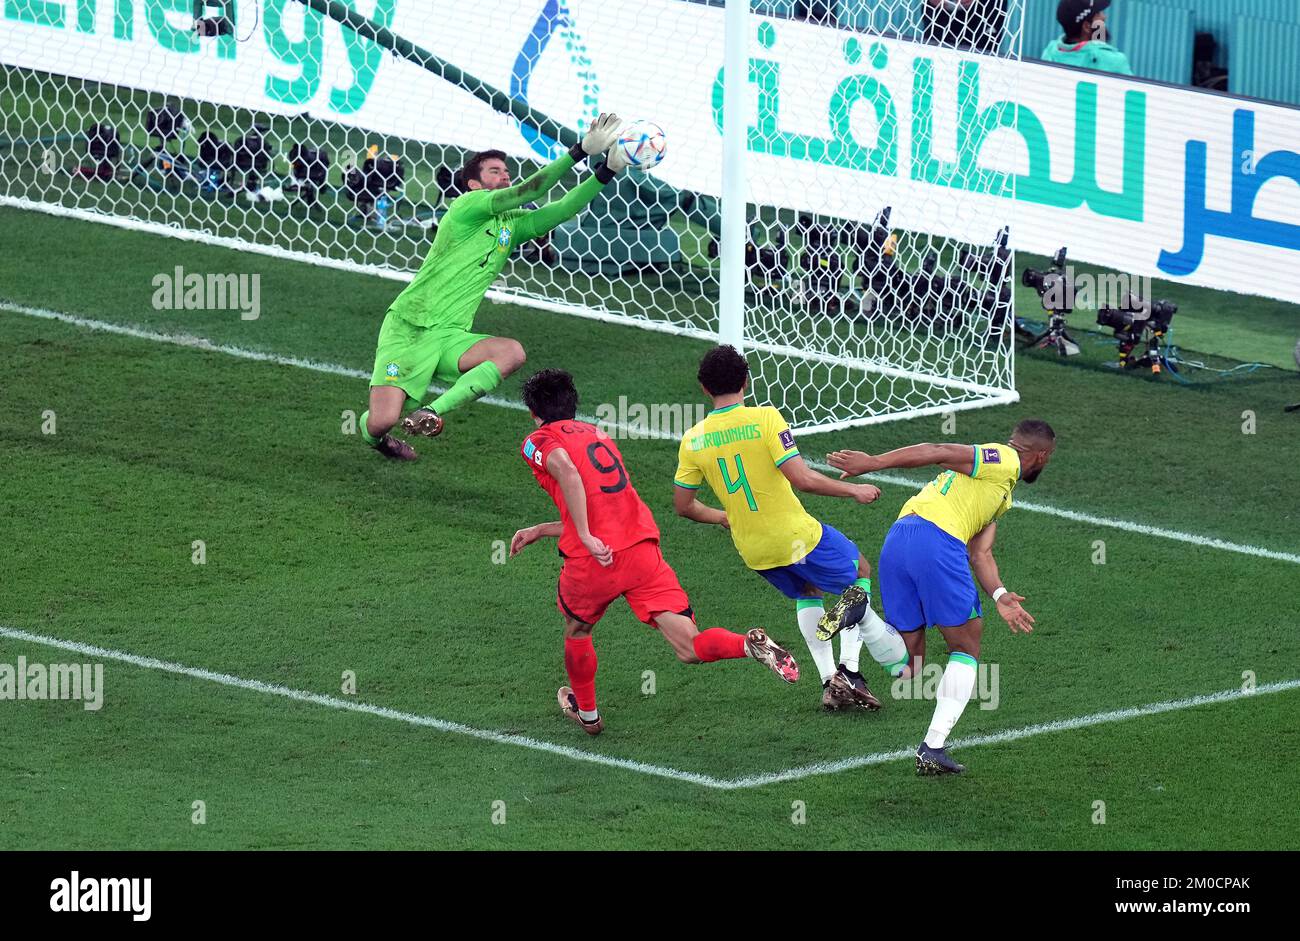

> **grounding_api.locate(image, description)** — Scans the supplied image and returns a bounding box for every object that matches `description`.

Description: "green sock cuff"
[477,359,503,386]
[885,657,910,677]
[795,597,825,611]
[429,360,504,416]
[358,410,380,447]
[854,577,872,592]
[949,652,978,668]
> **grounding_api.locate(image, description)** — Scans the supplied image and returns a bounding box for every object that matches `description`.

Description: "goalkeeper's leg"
[360,311,438,460]
[403,335,525,437]
[360,385,417,460]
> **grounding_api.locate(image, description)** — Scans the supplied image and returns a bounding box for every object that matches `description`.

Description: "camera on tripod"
[1097,294,1178,373]
[1019,246,1079,356]
[192,1,236,36]
[345,146,406,229]
[845,207,967,335]
[287,144,330,205]
[798,215,845,315]
[959,225,1013,343]
[194,122,272,199]
[144,99,192,181]
[81,122,121,181]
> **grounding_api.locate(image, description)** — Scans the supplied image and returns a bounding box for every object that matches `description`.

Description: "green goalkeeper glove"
[567,113,622,163]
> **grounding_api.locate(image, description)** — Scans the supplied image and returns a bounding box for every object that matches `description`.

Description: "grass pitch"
[1,206,1299,850]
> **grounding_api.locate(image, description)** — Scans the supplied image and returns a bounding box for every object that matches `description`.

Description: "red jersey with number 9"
[521,421,660,558]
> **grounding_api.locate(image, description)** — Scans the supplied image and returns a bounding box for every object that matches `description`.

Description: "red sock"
[563,636,599,712]
[692,628,748,662]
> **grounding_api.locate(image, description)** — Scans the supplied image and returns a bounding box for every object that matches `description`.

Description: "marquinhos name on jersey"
[674,404,822,571]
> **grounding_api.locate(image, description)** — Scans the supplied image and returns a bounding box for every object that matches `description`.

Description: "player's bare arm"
[826,443,976,479]
[968,522,1035,634]
[778,454,881,503]
[546,448,613,566]
[510,521,564,556]
[673,485,729,527]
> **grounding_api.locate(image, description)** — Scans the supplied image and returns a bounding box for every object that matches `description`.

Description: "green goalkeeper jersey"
[388,152,604,330]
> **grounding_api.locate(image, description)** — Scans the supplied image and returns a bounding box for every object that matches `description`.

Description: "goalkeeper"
[360,114,628,460]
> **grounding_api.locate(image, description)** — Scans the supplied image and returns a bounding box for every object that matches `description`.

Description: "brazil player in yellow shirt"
[674,346,912,711]
[358,114,627,460]
[827,419,1056,775]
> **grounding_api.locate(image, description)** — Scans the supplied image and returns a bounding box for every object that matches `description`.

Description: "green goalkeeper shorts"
[369,310,492,403]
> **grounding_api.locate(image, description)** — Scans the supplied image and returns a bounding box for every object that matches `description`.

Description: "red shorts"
[557,539,692,627]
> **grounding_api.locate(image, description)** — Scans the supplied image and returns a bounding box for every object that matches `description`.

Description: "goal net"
[0,0,1023,432]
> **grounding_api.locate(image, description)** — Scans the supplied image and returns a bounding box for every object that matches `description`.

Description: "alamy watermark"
[1042,269,1153,313]
[50,871,150,921]
[0,657,103,711]
[151,265,260,320]
[891,657,999,710]
[594,396,707,440]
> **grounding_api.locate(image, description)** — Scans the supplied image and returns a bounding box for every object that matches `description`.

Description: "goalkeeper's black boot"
[915,742,965,776]
[402,408,444,438]
[375,434,417,461]
[816,585,868,642]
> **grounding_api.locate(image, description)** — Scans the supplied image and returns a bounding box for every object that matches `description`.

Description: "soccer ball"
[617,120,667,172]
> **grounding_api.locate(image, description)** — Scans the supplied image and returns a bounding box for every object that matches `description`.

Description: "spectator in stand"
[923,0,1008,55]
[1040,0,1133,75]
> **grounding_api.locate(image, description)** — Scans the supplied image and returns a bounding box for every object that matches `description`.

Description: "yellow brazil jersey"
[900,443,1021,544]
[674,404,822,570]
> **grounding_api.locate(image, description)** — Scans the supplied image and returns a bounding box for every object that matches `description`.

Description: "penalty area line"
[4,300,1299,570]
[2,625,1297,791]
[722,678,1300,789]
[0,625,729,790]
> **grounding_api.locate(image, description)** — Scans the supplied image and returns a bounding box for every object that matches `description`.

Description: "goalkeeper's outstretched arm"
[485,154,577,216]
[487,112,623,216]
[511,171,614,242]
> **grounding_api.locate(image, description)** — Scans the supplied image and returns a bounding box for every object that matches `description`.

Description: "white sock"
[857,607,911,677]
[796,600,837,683]
[578,707,599,722]
[838,625,862,673]
[923,654,978,749]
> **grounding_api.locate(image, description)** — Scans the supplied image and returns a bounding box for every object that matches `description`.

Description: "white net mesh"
[738,1,1024,430]
[0,0,1023,431]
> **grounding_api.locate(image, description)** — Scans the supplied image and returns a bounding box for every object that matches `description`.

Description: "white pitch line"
[723,678,1300,789]
[3,625,1297,791]
[5,299,1299,567]
[0,625,729,790]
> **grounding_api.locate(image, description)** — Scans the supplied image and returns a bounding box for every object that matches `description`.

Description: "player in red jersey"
[510,369,800,735]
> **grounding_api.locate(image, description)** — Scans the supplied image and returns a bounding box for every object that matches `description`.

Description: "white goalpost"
[0,0,1022,432]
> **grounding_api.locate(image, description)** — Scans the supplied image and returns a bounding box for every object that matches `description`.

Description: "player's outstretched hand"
[827,450,879,478]
[852,483,882,504]
[581,113,622,157]
[996,592,1035,634]
[510,526,541,557]
[581,533,614,567]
